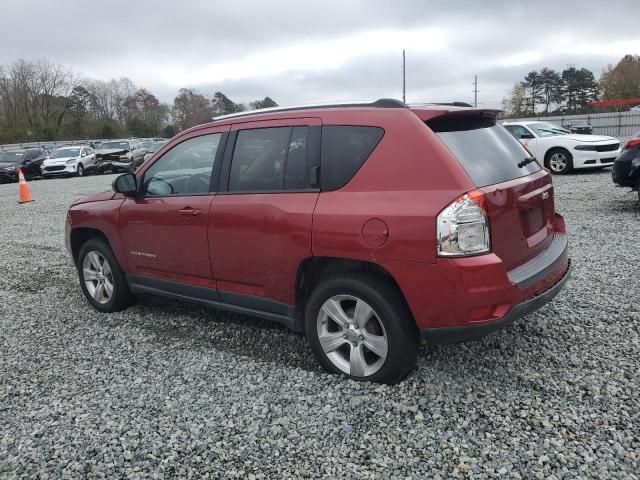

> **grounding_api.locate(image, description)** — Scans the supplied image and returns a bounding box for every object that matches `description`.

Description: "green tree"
[539,68,564,113]
[502,83,527,118]
[172,88,211,131]
[522,71,544,114]
[599,54,640,103]
[210,91,244,116]
[249,96,278,110]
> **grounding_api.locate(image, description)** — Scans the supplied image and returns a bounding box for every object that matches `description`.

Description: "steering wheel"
[185,173,211,194]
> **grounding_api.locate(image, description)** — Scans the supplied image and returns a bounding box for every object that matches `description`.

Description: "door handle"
[178,207,203,217]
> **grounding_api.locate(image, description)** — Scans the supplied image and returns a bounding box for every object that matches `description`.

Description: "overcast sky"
[3,0,639,109]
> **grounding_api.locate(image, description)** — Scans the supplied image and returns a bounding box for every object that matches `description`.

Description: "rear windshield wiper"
[518,156,537,168]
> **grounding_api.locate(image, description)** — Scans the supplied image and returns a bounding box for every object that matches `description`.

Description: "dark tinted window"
[284,126,309,190]
[321,126,384,190]
[229,127,290,191]
[25,149,42,160]
[428,114,541,187]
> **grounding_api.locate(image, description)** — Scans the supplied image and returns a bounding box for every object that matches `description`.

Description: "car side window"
[283,126,309,190]
[229,127,290,192]
[142,134,221,196]
[505,125,532,139]
[320,126,384,190]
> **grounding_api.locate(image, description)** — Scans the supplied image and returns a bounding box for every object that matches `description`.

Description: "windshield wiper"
[518,156,537,168]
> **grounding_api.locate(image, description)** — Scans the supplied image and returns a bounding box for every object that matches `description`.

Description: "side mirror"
[112,173,137,196]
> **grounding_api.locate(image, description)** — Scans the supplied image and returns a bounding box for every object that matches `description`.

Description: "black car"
[563,119,593,135]
[612,132,640,200]
[0,148,47,183]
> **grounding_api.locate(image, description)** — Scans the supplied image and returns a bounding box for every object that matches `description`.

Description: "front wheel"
[77,238,134,312]
[305,274,418,384]
[77,163,85,177]
[545,148,573,175]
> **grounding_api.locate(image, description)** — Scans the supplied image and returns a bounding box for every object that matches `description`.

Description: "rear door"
[119,127,228,285]
[427,112,556,270]
[209,118,321,309]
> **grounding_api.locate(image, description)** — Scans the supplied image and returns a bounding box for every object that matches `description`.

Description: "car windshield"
[50,148,80,158]
[101,141,129,150]
[0,151,25,163]
[529,123,570,137]
[570,120,588,126]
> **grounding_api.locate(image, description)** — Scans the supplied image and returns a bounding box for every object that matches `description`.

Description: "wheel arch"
[544,146,572,163]
[294,256,414,331]
[70,227,111,263]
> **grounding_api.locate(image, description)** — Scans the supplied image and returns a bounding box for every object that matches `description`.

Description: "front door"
[119,128,228,286]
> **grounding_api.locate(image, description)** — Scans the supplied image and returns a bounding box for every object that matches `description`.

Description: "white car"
[503,121,621,174]
[42,145,96,177]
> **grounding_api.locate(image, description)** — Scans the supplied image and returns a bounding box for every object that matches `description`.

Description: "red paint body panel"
[66,198,126,266]
[210,193,318,304]
[119,195,215,280]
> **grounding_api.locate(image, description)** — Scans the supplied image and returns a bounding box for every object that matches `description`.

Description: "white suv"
[42,145,96,177]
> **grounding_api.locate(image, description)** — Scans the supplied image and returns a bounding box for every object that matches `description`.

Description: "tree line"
[0,58,278,143]
[502,54,640,118]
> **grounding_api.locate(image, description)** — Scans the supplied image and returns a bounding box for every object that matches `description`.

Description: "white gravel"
[0,171,639,479]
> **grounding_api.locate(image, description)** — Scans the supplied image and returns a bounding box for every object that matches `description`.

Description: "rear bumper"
[385,215,571,343]
[421,259,571,344]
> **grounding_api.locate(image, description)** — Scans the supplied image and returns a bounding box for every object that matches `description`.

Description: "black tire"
[77,163,85,177]
[305,273,419,384]
[77,238,135,312]
[545,148,573,175]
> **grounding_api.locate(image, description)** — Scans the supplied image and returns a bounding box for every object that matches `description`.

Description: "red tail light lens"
[437,190,490,257]
[624,138,640,150]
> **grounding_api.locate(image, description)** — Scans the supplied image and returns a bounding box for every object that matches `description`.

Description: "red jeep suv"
[65,99,571,384]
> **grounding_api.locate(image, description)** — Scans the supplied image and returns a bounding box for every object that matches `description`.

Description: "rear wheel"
[77,238,134,312]
[305,274,418,384]
[545,148,573,174]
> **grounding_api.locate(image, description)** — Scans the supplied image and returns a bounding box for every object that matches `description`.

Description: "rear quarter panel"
[312,109,474,265]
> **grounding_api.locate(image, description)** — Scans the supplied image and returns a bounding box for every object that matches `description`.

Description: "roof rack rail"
[211,98,407,122]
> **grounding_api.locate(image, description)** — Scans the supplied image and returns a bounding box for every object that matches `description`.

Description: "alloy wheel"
[82,251,114,304]
[316,294,388,377]
[549,152,568,173]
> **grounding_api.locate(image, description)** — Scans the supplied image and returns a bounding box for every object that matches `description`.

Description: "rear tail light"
[437,190,490,257]
[624,138,640,150]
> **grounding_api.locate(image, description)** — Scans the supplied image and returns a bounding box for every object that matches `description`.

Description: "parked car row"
[0,138,167,183]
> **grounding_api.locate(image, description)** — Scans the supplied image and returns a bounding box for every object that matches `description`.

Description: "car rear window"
[427,113,541,187]
[321,126,384,190]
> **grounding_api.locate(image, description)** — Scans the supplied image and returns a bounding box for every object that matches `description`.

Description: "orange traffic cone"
[17,168,33,204]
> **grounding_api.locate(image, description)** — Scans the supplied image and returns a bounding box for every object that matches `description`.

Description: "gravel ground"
[0,171,638,479]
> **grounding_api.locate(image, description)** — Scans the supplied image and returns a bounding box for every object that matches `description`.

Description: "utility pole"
[402,49,406,104]
[473,75,478,107]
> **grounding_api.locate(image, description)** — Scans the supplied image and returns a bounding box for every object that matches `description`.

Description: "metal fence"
[508,111,640,139]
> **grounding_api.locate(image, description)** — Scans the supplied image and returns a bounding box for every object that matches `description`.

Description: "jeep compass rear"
[65,99,570,384]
